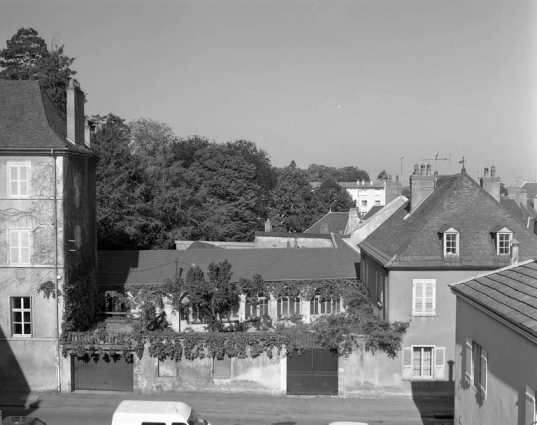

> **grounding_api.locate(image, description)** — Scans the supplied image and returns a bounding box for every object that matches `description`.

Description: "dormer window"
[491,226,513,256]
[442,227,459,257]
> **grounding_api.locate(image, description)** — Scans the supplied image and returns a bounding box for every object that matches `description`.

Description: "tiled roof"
[451,260,537,339]
[304,212,349,235]
[362,205,384,220]
[500,198,525,222]
[0,80,90,154]
[97,234,359,286]
[359,172,537,269]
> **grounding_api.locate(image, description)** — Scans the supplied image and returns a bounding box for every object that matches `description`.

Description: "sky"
[1,0,536,186]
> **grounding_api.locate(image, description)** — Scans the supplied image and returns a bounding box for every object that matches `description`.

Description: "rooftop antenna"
[421,153,451,173]
[459,157,466,172]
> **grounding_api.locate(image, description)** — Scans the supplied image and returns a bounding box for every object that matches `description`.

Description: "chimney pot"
[491,165,496,177]
[426,164,431,176]
[414,164,419,175]
[420,164,425,176]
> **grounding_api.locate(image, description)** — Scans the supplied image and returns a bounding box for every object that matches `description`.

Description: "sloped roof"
[451,260,537,339]
[0,80,90,153]
[97,234,359,286]
[187,241,222,250]
[304,211,349,235]
[359,172,537,269]
[362,205,384,220]
[500,198,525,222]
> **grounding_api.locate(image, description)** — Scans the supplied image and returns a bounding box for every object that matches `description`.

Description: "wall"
[254,234,333,249]
[454,298,537,425]
[0,155,63,390]
[134,344,285,394]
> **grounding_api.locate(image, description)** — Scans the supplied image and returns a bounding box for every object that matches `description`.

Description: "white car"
[111,400,211,425]
[329,422,369,425]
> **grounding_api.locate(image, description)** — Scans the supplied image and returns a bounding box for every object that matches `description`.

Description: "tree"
[334,166,370,182]
[268,161,319,232]
[95,114,162,250]
[313,175,355,213]
[377,169,388,180]
[0,28,77,113]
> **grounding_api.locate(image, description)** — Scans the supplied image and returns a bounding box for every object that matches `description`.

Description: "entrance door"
[287,347,338,395]
[72,355,133,391]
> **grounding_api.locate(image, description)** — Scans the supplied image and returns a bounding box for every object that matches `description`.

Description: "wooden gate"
[287,335,338,395]
[72,355,133,391]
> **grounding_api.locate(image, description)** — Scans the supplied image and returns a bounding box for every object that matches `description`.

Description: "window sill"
[412,313,437,317]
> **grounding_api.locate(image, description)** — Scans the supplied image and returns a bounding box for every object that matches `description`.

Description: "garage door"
[72,354,133,391]
[287,347,338,395]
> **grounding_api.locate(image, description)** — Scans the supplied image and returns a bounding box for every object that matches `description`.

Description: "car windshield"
[188,409,208,425]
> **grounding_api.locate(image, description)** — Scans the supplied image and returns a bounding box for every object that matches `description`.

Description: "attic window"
[492,226,513,256]
[443,227,459,257]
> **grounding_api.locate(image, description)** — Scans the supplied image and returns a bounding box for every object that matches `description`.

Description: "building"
[0,80,98,391]
[310,175,402,216]
[450,260,537,425]
[358,164,537,395]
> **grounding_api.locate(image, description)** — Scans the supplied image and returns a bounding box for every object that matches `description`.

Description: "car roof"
[113,400,192,419]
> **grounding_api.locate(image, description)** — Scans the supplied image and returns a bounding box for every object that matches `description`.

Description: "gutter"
[51,149,61,392]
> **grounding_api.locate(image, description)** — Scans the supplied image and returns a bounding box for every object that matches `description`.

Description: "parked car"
[329,422,369,425]
[111,400,211,425]
[2,417,47,425]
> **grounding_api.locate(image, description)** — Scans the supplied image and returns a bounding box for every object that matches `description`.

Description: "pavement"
[0,390,454,424]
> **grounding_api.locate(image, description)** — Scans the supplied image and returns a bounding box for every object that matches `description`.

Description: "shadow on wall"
[410,360,455,425]
[0,324,40,417]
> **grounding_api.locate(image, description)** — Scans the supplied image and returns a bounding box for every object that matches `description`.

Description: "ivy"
[62,269,99,333]
[37,280,62,299]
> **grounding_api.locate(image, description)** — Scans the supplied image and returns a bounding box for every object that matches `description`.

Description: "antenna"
[421,153,451,172]
[458,157,466,172]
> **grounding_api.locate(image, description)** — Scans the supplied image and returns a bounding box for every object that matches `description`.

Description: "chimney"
[410,163,435,211]
[385,173,402,205]
[67,79,85,145]
[480,165,501,202]
[264,219,272,233]
[511,238,519,265]
[519,189,528,208]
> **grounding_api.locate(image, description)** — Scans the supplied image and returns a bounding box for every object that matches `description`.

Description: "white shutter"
[425,281,435,314]
[413,281,423,314]
[19,165,29,196]
[525,385,536,425]
[402,347,413,379]
[480,349,488,399]
[465,338,473,383]
[20,230,30,264]
[435,347,445,380]
[10,231,19,264]
[9,166,18,196]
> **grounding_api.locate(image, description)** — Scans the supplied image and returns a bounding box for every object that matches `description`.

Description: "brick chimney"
[410,163,435,211]
[480,165,500,202]
[511,238,519,265]
[67,79,85,145]
[385,174,402,204]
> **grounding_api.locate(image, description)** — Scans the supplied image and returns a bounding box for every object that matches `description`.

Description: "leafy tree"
[0,28,77,113]
[268,161,319,232]
[313,175,355,213]
[334,166,369,182]
[95,114,162,249]
[377,169,388,180]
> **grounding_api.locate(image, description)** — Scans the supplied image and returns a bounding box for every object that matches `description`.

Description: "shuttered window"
[9,230,31,265]
[402,346,445,380]
[526,385,536,425]
[412,279,436,316]
[466,338,488,400]
[8,163,30,198]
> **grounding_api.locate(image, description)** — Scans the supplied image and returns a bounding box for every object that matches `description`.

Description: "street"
[0,391,454,425]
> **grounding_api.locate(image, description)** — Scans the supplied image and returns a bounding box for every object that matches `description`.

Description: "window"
[375,200,381,206]
[8,163,30,198]
[375,271,385,308]
[245,293,269,319]
[277,297,301,318]
[444,232,459,256]
[497,232,512,255]
[465,338,488,399]
[361,200,367,207]
[310,292,341,316]
[412,279,436,316]
[9,230,30,265]
[11,297,31,337]
[526,385,536,425]
[402,346,445,380]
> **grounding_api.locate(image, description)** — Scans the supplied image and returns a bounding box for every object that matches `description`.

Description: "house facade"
[450,260,537,425]
[0,80,98,391]
[358,164,537,395]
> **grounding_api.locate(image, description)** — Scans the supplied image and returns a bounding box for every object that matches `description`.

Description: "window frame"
[361,200,367,207]
[444,231,459,257]
[7,162,31,198]
[277,296,301,318]
[412,279,436,316]
[310,293,341,316]
[465,338,488,400]
[9,229,31,265]
[402,345,446,380]
[245,293,269,319]
[11,296,32,337]
[497,232,512,256]
[526,385,536,425]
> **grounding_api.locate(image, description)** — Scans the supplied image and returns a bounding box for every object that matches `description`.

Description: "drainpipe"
[51,149,61,392]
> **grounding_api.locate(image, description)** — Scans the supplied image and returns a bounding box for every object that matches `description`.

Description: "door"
[72,354,133,391]
[287,347,338,395]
